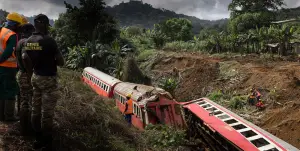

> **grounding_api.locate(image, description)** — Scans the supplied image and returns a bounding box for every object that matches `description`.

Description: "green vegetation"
[159,78,179,96]
[229,96,247,109]
[207,90,224,103]
[144,124,187,149]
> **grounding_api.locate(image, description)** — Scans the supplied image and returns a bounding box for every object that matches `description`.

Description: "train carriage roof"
[83,67,121,86]
[114,82,173,105]
[183,98,299,151]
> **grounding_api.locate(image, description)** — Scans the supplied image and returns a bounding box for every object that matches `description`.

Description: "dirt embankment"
[142,51,300,149]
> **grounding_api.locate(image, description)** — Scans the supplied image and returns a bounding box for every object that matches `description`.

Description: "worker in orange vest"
[123,94,133,125]
[248,89,256,105]
[0,12,23,121]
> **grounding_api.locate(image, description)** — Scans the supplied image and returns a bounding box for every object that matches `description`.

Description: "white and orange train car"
[82,67,299,151]
[82,67,121,98]
[82,67,185,130]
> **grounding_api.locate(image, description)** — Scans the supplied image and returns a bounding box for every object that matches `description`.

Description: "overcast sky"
[0,0,300,20]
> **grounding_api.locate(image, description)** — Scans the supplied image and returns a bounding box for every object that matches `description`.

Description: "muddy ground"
[140,51,300,149]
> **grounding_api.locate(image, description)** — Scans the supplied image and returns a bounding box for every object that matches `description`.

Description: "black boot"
[4,100,19,122]
[0,100,5,121]
[42,135,54,151]
[20,109,33,136]
[33,132,46,149]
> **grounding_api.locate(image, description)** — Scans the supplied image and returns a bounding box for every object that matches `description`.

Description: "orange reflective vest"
[125,99,133,114]
[0,27,17,68]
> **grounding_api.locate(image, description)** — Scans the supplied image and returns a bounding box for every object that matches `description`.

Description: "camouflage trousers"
[16,71,33,112]
[31,73,60,136]
[16,71,33,134]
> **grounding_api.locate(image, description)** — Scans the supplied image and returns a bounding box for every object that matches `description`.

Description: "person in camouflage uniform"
[22,14,64,150]
[16,23,35,135]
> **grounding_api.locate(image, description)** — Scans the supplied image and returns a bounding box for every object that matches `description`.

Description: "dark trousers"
[124,114,132,125]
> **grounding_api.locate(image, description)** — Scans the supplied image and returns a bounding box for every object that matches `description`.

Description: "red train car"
[182,98,299,151]
[82,67,121,98]
[113,82,185,130]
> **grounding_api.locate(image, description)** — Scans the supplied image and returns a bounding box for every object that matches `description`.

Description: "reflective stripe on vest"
[0,27,17,68]
[125,99,133,114]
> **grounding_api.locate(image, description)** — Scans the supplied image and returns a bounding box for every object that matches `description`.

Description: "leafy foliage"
[144,124,186,148]
[207,90,224,103]
[154,18,193,41]
[159,78,178,96]
[229,96,247,109]
[229,0,284,18]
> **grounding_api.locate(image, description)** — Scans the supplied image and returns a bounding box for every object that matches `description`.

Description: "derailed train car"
[82,67,299,151]
[182,98,299,151]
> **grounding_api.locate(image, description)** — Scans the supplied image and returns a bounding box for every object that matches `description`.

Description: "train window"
[213,111,223,115]
[232,124,247,130]
[265,148,279,151]
[241,130,257,138]
[217,114,230,120]
[138,108,141,117]
[198,101,206,105]
[134,104,137,114]
[206,107,217,112]
[202,104,212,108]
[224,119,238,124]
[250,138,270,148]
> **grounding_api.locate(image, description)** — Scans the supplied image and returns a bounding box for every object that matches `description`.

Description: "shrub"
[137,49,155,61]
[229,96,247,109]
[207,90,224,102]
[144,124,186,149]
[159,78,178,96]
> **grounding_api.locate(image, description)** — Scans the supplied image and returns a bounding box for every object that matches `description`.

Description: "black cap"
[34,14,51,26]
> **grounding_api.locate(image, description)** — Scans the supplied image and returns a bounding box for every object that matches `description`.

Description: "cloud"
[0,0,299,20]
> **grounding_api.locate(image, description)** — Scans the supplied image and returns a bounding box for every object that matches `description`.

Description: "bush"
[150,30,169,49]
[137,49,156,61]
[144,124,186,149]
[159,78,178,96]
[229,96,247,109]
[207,90,224,102]
[163,41,206,52]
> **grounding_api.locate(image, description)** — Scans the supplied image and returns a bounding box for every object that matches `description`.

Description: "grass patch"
[207,90,224,103]
[143,124,187,149]
[163,41,205,52]
[137,49,156,61]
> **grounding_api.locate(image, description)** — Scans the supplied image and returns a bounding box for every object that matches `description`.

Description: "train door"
[147,107,159,125]
[160,105,174,126]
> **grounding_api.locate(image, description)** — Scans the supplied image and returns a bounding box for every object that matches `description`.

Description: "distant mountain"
[277,6,300,20]
[105,1,228,34]
[0,9,54,26]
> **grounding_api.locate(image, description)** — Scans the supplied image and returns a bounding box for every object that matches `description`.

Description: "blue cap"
[5,20,18,26]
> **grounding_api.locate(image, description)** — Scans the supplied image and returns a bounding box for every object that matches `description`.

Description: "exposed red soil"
[147,51,300,149]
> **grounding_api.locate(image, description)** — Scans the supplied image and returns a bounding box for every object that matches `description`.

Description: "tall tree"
[155,18,193,41]
[229,0,285,18]
[63,0,119,44]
